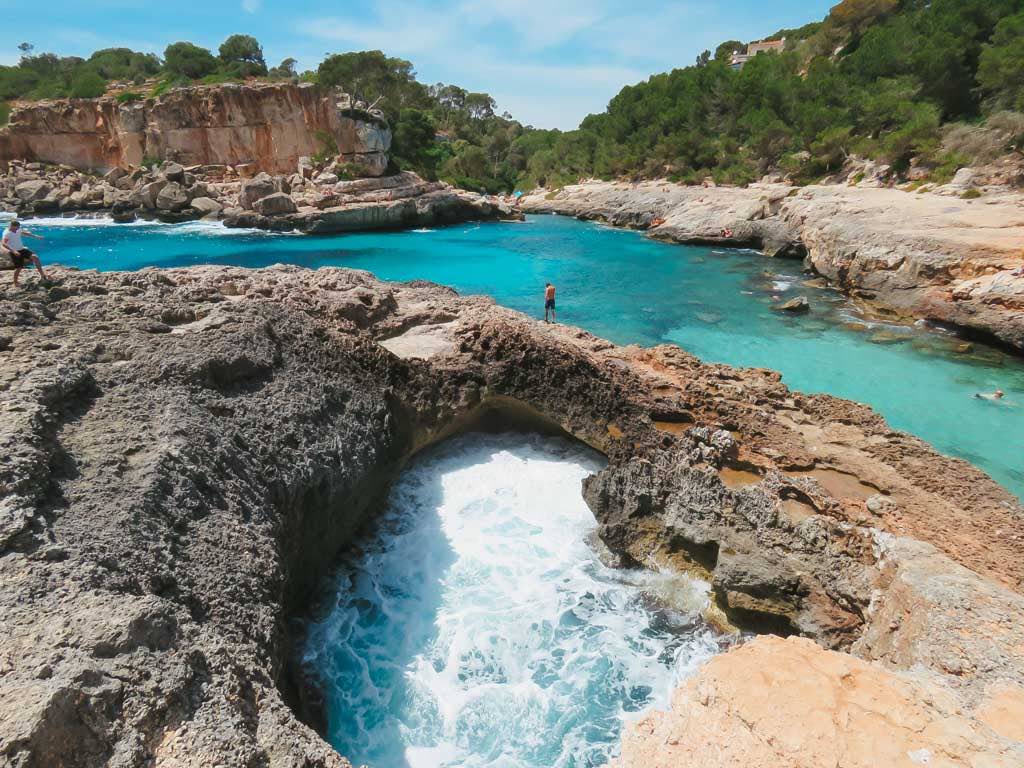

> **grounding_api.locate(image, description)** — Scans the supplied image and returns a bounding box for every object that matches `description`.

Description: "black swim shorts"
[8,248,34,268]
[545,299,556,310]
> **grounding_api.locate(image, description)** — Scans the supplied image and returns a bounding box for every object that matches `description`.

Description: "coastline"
[1,265,1022,765]
[521,180,1024,354]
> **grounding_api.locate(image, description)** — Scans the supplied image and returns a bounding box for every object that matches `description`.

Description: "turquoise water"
[303,433,721,768]
[14,213,1024,498]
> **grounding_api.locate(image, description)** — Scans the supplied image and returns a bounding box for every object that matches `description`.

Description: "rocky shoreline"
[1,265,1022,766]
[521,181,1024,352]
[1,161,520,235]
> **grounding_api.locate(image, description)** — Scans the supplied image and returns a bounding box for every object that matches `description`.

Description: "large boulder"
[136,180,168,210]
[14,180,52,203]
[155,182,191,212]
[190,197,223,216]
[103,167,128,185]
[238,173,278,210]
[161,162,186,183]
[253,192,297,216]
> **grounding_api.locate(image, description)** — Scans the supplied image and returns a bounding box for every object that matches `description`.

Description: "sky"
[0,0,836,129]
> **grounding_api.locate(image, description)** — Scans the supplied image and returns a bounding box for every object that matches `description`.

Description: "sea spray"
[303,433,722,768]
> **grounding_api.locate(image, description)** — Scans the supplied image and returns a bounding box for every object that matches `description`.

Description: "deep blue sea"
[16,213,1023,499]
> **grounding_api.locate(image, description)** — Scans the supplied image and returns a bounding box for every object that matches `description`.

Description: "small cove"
[302,432,723,767]
[12,212,1024,500]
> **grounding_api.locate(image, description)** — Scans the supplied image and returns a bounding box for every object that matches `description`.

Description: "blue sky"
[0,0,835,129]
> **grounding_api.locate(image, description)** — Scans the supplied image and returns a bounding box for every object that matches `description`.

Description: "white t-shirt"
[3,227,24,251]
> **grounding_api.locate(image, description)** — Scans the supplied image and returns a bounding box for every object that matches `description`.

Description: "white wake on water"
[304,433,722,768]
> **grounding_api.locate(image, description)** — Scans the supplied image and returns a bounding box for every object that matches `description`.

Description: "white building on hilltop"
[730,38,787,70]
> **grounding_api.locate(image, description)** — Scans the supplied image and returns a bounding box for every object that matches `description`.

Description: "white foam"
[0,212,269,236]
[304,433,721,768]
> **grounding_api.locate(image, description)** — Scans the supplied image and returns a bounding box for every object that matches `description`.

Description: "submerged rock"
[772,296,810,313]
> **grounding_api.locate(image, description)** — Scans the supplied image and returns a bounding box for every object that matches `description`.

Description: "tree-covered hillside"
[521,0,1024,187]
[2,0,1023,191]
[0,41,531,194]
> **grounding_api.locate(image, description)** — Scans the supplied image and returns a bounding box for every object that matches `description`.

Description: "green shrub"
[0,101,9,126]
[312,130,337,164]
[961,188,983,199]
[70,70,107,99]
[116,91,143,104]
[149,79,172,98]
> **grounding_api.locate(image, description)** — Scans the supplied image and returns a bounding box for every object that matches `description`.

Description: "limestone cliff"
[0,83,392,176]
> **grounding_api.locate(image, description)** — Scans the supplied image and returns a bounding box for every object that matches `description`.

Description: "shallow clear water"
[303,433,720,768]
[11,213,1024,498]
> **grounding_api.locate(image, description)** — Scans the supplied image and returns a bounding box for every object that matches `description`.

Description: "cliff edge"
[1,266,1022,766]
[0,82,391,176]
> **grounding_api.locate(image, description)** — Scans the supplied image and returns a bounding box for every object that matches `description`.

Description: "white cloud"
[457,0,605,51]
[242,0,262,13]
[297,2,456,55]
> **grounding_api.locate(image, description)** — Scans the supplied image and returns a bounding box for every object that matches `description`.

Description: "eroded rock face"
[0,82,392,176]
[1,266,1022,766]
[521,181,1024,351]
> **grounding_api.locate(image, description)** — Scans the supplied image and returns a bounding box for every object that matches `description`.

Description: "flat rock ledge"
[521,181,1024,352]
[1,266,1022,767]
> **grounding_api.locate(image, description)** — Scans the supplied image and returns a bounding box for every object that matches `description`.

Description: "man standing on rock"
[544,282,557,323]
[2,220,49,288]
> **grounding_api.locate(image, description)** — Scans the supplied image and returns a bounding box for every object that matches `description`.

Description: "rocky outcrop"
[0,161,520,233]
[1,266,1022,766]
[521,181,1024,351]
[0,83,392,176]
[613,635,1024,768]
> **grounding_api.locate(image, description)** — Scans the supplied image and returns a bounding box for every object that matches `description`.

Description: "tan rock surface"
[0,82,391,175]
[613,635,1024,768]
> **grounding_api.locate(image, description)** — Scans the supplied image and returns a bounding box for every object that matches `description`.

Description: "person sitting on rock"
[544,282,557,323]
[2,220,49,288]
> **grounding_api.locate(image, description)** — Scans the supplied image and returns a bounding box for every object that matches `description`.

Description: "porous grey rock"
[0,265,1022,767]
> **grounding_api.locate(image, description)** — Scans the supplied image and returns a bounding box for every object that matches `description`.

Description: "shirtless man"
[2,220,49,288]
[973,389,1005,401]
[544,282,557,323]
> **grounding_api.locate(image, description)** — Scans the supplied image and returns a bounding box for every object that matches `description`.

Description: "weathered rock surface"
[522,181,1024,350]
[613,635,1024,768]
[0,83,392,176]
[1,265,1022,766]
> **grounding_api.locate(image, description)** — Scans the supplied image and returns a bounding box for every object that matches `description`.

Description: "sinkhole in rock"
[300,429,725,768]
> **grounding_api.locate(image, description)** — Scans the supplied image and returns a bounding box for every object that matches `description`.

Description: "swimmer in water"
[973,389,1005,401]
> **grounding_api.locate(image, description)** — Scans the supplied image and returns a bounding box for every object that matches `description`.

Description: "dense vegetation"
[2,0,1023,191]
[521,0,1024,187]
[0,40,528,193]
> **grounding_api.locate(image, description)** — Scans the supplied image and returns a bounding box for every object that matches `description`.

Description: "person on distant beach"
[2,220,49,288]
[973,389,1005,401]
[544,282,557,323]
